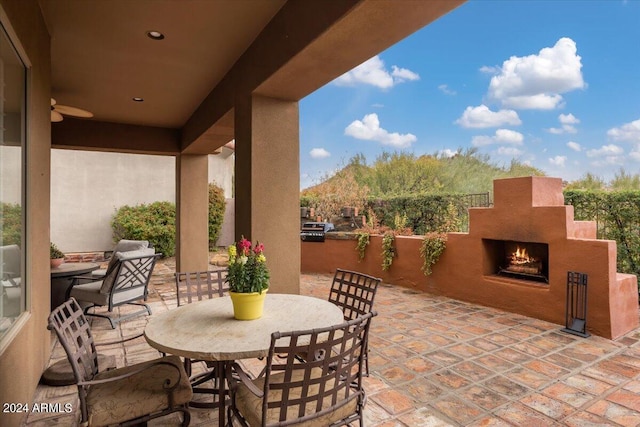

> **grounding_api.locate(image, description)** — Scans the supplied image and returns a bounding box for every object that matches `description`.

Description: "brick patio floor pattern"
[25,260,640,426]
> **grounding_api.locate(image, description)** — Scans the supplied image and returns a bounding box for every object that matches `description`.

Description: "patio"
[28,259,640,426]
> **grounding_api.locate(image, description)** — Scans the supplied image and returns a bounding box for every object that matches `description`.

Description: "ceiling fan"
[50,98,93,122]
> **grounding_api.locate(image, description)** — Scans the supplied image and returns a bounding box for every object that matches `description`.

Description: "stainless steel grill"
[300,222,335,242]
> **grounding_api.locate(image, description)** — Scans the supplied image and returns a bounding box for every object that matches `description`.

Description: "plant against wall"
[416,203,459,276]
[355,232,370,261]
[419,232,447,276]
[208,182,226,249]
[381,232,395,271]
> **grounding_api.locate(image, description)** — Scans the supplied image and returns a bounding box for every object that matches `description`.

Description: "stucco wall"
[51,149,234,252]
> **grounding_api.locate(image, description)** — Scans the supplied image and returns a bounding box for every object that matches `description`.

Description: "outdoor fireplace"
[484,240,549,283]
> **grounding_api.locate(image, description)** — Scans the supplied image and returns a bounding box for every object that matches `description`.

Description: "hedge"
[565,190,640,278]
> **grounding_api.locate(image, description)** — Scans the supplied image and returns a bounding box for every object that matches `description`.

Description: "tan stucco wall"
[50,150,234,253]
[0,1,51,426]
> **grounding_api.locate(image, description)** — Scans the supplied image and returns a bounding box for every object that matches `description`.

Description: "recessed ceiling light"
[146,30,165,40]
[132,97,144,102]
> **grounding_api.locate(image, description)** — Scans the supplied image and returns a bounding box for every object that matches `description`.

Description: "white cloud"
[486,37,585,110]
[480,65,500,74]
[334,56,419,89]
[607,119,640,143]
[455,105,521,128]
[559,113,580,125]
[391,65,420,82]
[549,155,567,167]
[548,113,580,134]
[472,129,524,147]
[309,148,330,159]
[586,144,624,157]
[497,146,523,156]
[567,141,582,151]
[344,113,417,148]
[439,148,457,158]
[630,145,640,161]
[438,84,457,96]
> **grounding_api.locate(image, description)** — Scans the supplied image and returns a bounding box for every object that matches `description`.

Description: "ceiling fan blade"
[54,104,93,118]
[51,98,57,107]
[51,110,64,122]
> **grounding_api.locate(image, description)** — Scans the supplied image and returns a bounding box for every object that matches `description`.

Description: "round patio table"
[50,262,100,311]
[144,293,344,427]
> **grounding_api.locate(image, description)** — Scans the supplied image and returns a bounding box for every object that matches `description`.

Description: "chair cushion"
[70,281,109,306]
[2,285,21,317]
[113,239,149,253]
[99,247,155,294]
[41,353,116,386]
[0,244,21,277]
[234,367,358,426]
[116,247,155,261]
[86,355,192,427]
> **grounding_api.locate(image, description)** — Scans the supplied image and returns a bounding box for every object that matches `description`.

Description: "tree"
[610,168,640,191]
[301,167,369,221]
[565,173,606,191]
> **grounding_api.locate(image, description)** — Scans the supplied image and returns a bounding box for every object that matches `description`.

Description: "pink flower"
[238,237,252,256]
[254,242,264,254]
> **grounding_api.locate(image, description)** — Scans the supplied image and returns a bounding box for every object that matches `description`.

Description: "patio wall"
[50,149,234,253]
[303,235,638,339]
[302,178,639,340]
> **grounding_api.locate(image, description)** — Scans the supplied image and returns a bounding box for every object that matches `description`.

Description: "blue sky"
[299,0,640,189]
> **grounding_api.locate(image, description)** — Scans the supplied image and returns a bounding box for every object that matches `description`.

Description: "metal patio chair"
[227,311,376,427]
[67,249,160,328]
[175,269,229,407]
[48,298,192,426]
[328,268,381,375]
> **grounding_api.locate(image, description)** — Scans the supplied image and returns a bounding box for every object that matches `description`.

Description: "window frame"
[0,8,29,352]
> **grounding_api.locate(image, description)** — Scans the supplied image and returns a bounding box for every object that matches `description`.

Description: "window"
[0,21,26,340]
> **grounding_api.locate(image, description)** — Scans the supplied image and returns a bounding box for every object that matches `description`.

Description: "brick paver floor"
[25,259,640,426]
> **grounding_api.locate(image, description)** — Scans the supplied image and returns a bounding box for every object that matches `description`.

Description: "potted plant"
[50,242,65,268]
[226,237,270,320]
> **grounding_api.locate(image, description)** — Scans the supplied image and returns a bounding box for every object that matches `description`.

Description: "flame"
[510,245,536,265]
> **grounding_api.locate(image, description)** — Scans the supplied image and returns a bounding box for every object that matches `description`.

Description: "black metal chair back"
[175,269,229,306]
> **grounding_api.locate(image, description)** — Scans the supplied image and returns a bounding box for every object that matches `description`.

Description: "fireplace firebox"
[483,239,549,283]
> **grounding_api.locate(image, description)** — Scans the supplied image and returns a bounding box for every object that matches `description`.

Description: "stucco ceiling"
[39,0,466,154]
[39,0,287,129]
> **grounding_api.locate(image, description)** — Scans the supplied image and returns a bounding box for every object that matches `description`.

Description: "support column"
[176,154,210,272]
[235,94,300,294]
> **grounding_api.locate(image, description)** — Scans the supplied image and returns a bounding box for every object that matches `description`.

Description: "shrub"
[564,190,640,279]
[0,202,22,246]
[111,201,176,257]
[208,183,226,249]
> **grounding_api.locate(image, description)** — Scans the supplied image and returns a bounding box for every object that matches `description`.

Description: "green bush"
[111,201,176,257]
[208,183,226,250]
[564,190,640,280]
[0,202,22,246]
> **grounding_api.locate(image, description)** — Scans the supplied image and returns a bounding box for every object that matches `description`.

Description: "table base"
[188,360,230,427]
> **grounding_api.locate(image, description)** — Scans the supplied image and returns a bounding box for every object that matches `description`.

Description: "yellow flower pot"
[229,289,268,320]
